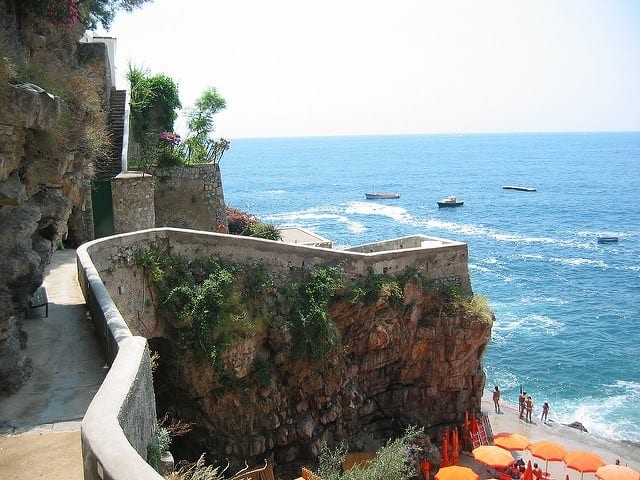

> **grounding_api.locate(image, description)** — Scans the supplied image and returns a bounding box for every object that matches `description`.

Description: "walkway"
[0,248,107,479]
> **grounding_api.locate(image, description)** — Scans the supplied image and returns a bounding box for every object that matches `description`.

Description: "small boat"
[597,236,618,244]
[503,185,537,192]
[437,195,464,207]
[365,192,400,199]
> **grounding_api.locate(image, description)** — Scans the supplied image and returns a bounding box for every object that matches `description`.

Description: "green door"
[92,180,115,238]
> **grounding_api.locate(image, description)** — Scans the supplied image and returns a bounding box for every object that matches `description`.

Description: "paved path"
[0,248,107,479]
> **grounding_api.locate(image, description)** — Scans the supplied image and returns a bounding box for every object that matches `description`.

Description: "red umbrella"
[493,432,531,451]
[441,428,450,467]
[451,427,460,465]
[596,464,640,480]
[527,441,568,473]
[521,460,534,480]
[564,450,605,479]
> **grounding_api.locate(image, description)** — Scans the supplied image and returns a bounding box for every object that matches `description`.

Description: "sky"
[102,0,640,139]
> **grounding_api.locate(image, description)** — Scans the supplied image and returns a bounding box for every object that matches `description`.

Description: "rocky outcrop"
[0,4,104,394]
[151,284,492,475]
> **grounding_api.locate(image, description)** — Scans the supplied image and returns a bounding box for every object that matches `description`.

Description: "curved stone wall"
[77,227,478,479]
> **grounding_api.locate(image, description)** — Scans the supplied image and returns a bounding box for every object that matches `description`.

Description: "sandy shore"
[453,392,640,480]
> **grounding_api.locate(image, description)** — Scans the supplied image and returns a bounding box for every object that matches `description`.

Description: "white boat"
[437,196,464,207]
[365,192,400,199]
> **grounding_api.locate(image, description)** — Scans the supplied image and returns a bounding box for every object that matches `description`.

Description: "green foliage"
[147,426,171,471]
[283,266,346,361]
[317,426,423,480]
[252,357,273,387]
[226,207,282,241]
[349,268,403,305]
[21,0,152,29]
[187,87,227,138]
[128,66,181,145]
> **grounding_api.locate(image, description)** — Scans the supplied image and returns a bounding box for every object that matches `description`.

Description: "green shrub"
[317,426,423,480]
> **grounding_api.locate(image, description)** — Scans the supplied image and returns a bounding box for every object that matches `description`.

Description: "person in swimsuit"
[493,386,501,413]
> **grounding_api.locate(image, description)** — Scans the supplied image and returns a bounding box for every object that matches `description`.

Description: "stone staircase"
[95,88,126,180]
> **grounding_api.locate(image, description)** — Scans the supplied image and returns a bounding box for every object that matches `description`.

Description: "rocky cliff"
[0,2,106,394]
[150,279,492,475]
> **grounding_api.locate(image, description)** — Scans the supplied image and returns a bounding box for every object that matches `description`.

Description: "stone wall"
[84,228,491,477]
[111,172,155,234]
[152,164,227,232]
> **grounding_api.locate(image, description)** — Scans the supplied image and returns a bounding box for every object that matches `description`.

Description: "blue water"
[220,132,640,443]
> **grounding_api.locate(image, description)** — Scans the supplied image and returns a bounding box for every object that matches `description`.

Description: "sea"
[219,132,640,445]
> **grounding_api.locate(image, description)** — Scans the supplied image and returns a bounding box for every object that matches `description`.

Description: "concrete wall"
[76,227,470,479]
[77,242,161,480]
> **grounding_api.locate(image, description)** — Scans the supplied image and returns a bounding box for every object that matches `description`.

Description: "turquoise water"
[220,132,640,443]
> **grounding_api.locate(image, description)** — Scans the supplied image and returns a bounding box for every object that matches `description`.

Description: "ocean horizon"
[220,131,640,444]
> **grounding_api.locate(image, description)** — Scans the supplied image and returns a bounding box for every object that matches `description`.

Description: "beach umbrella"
[564,451,605,479]
[451,427,460,465]
[472,445,515,469]
[493,432,531,451]
[527,441,568,472]
[441,428,450,467]
[596,464,640,480]
[435,465,480,480]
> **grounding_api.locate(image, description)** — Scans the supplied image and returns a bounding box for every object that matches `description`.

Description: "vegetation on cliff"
[133,246,492,390]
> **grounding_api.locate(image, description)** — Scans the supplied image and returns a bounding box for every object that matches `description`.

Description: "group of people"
[503,459,547,480]
[491,386,550,424]
[518,390,550,423]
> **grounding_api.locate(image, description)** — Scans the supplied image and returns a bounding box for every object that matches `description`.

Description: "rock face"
[151,284,492,475]
[0,4,103,394]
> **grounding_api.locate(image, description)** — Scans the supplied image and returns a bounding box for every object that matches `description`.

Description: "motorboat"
[437,196,464,207]
[597,236,618,244]
[365,193,400,199]
[503,185,537,192]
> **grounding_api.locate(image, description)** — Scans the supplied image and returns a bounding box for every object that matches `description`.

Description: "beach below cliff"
[454,392,640,480]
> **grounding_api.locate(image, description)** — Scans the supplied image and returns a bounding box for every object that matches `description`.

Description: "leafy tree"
[187,87,227,139]
[21,0,154,29]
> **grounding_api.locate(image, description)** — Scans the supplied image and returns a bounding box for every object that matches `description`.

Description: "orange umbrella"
[472,445,515,469]
[493,432,531,451]
[441,428,450,467]
[435,465,480,480]
[596,464,640,480]
[527,440,568,472]
[564,451,606,479]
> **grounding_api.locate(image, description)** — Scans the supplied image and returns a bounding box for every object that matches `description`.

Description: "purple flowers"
[158,131,181,145]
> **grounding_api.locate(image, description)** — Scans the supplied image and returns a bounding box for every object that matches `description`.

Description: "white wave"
[515,254,544,260]
[265,189,286,194]
[549,257,609,268]
[552,384,640,443]
[469,264,491,273]
[491,312,564,337]
[345,201,413,223]
[263,207,366,234]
